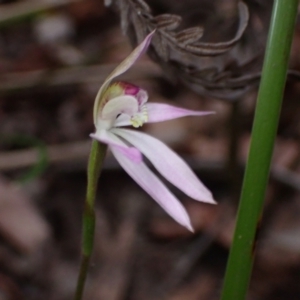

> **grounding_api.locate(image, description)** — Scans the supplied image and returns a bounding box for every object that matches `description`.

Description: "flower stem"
[220,1,298,300]
[74,140,107,300]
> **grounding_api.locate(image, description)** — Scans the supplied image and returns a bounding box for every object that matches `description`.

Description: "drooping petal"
[93,31,155,124]
[90,130,142,163]
[101,95,138,120]
[111,146,194,231]
[112,128,215,204]
[146,103,215,123]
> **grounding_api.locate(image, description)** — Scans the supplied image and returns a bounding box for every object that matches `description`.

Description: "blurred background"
[0,0,300,299]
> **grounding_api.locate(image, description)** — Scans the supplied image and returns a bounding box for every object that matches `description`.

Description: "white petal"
[90,130,142,163]
[114,114,131,127]
[146,103,215,123]
[112,129,215,204]
[93,31,155,124]
[111,146,194,231]
[101,95,138,120]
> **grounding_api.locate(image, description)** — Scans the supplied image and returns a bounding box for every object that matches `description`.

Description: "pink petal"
[146,103,215,123]
[93,31,155,124]
[112,129,215,204]
[90,130,142,163]
[111,146,194,231]
[114,101,213,127]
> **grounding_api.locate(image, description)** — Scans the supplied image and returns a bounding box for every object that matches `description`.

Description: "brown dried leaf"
[183,2,249,55]
[152,14,182,31]
[175,27,204,47]
[0,177,50,254]
[110,0,256,100]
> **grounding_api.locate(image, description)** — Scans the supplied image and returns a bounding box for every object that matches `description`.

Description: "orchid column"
[75,31,216,299]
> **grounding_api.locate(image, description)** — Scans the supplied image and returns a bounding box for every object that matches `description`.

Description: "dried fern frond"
[106,0,299,100]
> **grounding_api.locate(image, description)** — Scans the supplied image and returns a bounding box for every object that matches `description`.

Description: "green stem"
[220,1,298,300]
[74,140,107,300]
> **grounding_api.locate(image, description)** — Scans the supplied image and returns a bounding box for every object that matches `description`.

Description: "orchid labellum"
[91,31,216,231]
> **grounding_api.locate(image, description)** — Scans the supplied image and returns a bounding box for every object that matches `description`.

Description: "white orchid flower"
[91,31,216,231]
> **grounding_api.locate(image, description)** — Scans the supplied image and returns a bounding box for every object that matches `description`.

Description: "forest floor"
[0,1,300,299]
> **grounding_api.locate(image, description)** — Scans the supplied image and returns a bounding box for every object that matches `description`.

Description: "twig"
[0,140,91,171]
[0,0,80,28]
[1,141,300,195]
[0,63,161,94]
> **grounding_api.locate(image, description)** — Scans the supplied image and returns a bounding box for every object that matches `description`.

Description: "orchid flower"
[91,31,216,231]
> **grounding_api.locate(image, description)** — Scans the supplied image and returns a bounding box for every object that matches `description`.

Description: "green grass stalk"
[220,1,299,299]
[74,140,107,300]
